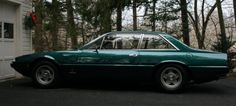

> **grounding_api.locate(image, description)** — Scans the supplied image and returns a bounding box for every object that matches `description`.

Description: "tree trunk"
[81,18,85,45]
[66,0,78,49]
[193,0,203,48]
[133,0,137,31]
[51,0,59,50]
[180,0,190,46]
[116,1,122,31]
[233,0,236,27]
[101,10,112,34]
[34,0,44,52]
[216,0,227,52]
[152,0,156,31]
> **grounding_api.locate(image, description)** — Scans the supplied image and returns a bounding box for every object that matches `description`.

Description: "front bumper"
[11,62,31,77]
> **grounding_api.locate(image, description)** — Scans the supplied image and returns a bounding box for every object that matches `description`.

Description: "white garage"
[0,0,32,80]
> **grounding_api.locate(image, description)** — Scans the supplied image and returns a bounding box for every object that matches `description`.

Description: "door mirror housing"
[94,46,99,54]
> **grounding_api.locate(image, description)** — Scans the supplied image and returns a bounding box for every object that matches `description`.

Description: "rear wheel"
[156,64,188,92]
[32,61,61,88]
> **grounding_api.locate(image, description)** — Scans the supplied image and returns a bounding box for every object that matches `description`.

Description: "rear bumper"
[11,62,31,77]
[190,66,229,83]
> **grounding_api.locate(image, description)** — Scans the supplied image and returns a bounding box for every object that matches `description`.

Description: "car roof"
[108,31,167,36]
[106,31,190,51]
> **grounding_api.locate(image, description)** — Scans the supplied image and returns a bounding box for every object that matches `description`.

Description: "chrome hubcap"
[161,67,182,89]
[36,65,54,85]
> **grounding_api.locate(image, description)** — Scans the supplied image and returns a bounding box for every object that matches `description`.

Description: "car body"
[11,31,229,92]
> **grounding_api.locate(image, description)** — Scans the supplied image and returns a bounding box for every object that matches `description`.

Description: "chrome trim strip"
[158,34,180,51]
[44,55,56,60]
[189,66,228,68]
[64,64,154,67]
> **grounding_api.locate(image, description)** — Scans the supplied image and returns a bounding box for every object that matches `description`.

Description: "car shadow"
[63,79,160,92]
[2,78,232,95]
[62,78,232,94]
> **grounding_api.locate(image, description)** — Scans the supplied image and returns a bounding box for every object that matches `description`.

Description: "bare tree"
[188,0,220,49]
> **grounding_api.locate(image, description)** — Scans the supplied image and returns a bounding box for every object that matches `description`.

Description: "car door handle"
[129,54,138,57]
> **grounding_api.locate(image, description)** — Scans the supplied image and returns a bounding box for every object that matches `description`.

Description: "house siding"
[19,0,33,55]
[0,0,32,79]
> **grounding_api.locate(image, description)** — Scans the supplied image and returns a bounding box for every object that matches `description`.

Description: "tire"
[32,61,61,88]
[155,64,188,92]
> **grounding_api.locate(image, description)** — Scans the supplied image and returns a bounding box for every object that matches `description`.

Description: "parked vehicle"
[11,31,229,92]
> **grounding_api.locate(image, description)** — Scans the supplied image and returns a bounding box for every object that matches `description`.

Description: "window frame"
[3,22,14,39]
[0,21,14,40]
[139,34,179,51]
[0,22,2,39]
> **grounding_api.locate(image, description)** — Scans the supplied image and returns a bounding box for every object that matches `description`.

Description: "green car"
[11,31,229,92]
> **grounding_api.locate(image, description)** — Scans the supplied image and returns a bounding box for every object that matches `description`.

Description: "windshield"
[79,34,106,50]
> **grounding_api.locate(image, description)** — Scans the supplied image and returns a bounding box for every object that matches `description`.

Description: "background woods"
[32,0,236,52]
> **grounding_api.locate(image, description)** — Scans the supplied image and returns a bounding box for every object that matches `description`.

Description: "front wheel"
[32,61,61,88]
[156,64,188,92]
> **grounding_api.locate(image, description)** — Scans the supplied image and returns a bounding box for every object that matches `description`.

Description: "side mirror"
[95,48,99,54]
[94,45,99,54]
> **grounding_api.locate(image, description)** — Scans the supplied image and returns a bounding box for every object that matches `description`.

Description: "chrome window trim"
[138,49,178,51]
[99,34,106,49]
[158,34,180,51]
[137,34,144,49]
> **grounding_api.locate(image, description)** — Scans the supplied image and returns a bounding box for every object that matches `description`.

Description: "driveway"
[0,78,236,106]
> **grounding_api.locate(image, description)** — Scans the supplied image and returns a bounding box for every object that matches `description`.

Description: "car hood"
[14,50,82,63]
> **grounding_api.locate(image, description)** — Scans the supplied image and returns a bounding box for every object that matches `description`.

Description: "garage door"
[0,2,16,79]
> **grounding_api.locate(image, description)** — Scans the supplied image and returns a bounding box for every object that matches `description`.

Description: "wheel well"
[154,62,193,80]
[30,58,60,71]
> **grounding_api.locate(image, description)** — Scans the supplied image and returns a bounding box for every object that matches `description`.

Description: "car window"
[101,34,140,49]
[140,35,174,49]
[86,37,103,49]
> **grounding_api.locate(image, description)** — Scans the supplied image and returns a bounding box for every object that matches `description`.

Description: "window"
[101,34,141,49]
[4,23,14,39]
[0,22,2,38]
[140,35,174,49]
[86,37,103,49]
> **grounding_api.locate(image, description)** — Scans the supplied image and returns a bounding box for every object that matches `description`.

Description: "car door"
[76,33,141,78]
[136,34,182,78]
[97,33,141,71]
